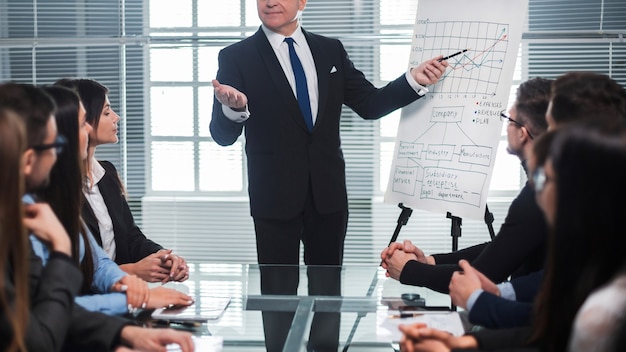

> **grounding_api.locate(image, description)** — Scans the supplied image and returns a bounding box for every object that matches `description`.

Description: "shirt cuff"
[405,71,429,96]
[75,292,130,316]
[466,289,484,313]
[222,104,250,123]
[498,282,516,301]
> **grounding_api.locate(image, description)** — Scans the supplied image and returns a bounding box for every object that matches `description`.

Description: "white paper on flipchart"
[377,309,465,342]
[384,0,528,220]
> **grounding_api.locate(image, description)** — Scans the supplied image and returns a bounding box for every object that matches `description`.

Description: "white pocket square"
[330,66,337,73]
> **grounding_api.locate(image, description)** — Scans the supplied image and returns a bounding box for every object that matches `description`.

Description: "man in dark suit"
[210,0,447,268]
[210,2,447,350]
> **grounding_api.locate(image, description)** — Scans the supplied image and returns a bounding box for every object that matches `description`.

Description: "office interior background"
[0,0,624,266]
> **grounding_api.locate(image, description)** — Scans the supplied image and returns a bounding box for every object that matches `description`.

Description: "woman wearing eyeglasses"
[397,122,626,352]
[55,78,189,283]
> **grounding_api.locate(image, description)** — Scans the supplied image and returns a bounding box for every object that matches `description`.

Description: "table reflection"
[260,265,341,352]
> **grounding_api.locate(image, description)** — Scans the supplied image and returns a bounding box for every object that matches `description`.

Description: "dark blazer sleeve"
[2,248,128,352]
[468,326,535,350]
[469,292,533,329]
[467,270,544,329]
[1,251,81,351]
[209,46,247,147]
[432,242,489,265]
[62,305,129,352]
[84,160,162,264]
[34,252,130,351]
[399,182,548,293]
[510,270,544,303]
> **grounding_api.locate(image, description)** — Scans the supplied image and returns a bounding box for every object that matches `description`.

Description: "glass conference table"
[148,264,451,352]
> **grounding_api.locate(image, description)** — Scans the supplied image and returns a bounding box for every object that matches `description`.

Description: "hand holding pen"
[438,48,471,62]
[410,55,450,86]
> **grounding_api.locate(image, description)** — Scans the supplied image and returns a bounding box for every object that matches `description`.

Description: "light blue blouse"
[25,194,129,315]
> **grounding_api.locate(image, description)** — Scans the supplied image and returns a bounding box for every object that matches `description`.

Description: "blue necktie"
[285,37,313,132]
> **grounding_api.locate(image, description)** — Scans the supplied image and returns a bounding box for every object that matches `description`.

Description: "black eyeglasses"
[32,134,67,155]
[500,110,534,139]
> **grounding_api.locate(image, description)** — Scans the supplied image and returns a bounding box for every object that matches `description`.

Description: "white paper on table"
[167,336,223,352]
[377,309,465,342]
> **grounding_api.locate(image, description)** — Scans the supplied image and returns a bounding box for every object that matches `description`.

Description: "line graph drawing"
[410,21,511,95]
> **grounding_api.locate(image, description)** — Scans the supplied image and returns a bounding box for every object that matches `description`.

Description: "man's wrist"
[222,104,250,122]
[405,70,429,96]
[466,289,484,312]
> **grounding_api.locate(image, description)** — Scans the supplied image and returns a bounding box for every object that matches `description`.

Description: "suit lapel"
[252,29,309,132]
[303,29,329,131]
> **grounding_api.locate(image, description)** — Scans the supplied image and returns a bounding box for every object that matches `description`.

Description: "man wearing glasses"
[381,77,554,296]
[32,134,67,155]
[501,110,534,141]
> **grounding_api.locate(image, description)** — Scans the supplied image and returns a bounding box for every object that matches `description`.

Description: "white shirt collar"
[88,156,106,187]
[261,24,306,50]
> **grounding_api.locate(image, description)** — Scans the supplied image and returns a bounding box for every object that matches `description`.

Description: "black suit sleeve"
[469,292,533,329]
[466,271,543,329]
[2,249,129,352]
[6,252,82,351]
[210,48,246,146]
[511,270,544,303]
[468,326,535,350]
[32,251,130,351]
[432,242,489,265]
[62,305,129,352]
[400,260,460,293]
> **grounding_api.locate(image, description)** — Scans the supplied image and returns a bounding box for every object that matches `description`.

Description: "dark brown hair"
[531,122,626,351]
[39,86,95,293]
[0,109,29,352]
[550,72,626,126]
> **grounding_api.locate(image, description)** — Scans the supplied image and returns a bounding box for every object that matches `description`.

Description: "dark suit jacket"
[83,160,162,264]
[210,27,422,219]
[1,248,128,351]
[468,326,537,351]
[469,270,544,329]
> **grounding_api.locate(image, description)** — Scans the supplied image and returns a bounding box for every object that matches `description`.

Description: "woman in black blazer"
[56,78,189,283]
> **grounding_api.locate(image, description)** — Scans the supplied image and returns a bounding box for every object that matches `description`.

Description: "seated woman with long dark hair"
[34,85,193,315]
[55,78,189,283]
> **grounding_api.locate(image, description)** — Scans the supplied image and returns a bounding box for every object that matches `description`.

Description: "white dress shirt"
[84,157,117,260]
